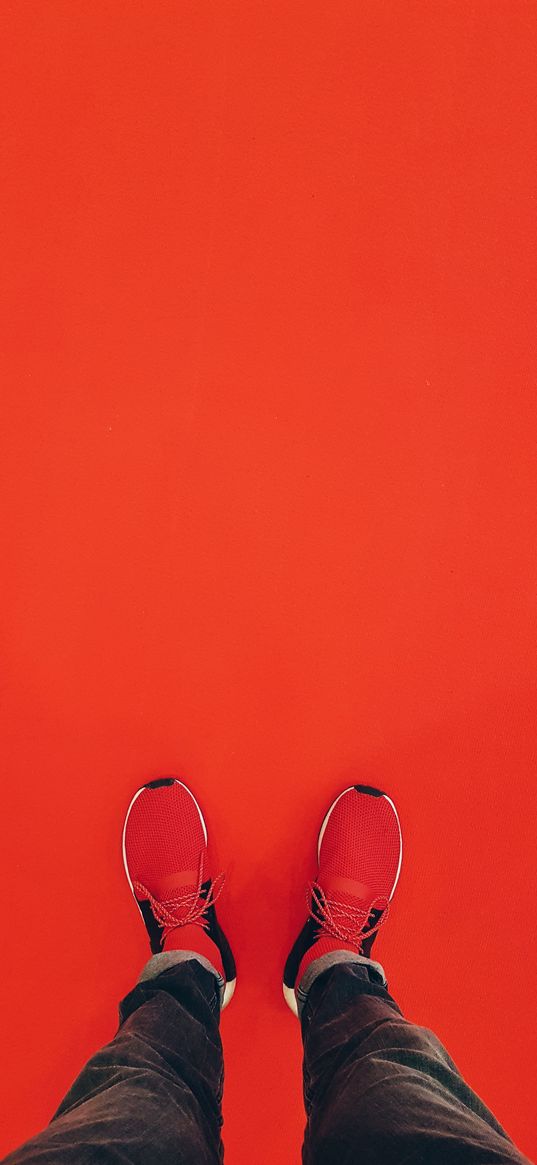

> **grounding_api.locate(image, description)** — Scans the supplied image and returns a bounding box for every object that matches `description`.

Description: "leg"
[3,959,224,1165]
[4,776,237,1164]
[283,785,531,1165]
[300,959,531,1165]
[3,773,234,1165]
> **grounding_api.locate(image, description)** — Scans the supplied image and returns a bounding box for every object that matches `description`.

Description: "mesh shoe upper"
[124,779,208,895]
[318,786,401,907]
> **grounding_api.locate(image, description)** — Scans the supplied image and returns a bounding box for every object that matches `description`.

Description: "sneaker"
[283,784,402,1015]
[123,777,236,1008]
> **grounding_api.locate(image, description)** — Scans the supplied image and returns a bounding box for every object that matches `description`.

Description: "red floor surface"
[1,3,536,1162]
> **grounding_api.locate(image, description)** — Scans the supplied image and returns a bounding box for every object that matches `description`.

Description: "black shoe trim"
[283,916,320,989]
[139,898,163,954]
[354,784,385,797]
[203,904,236,982]
[144,778,176,789]
[360,908,383,959]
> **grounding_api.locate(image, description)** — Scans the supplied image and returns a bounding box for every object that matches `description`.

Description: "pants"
[2,958,532,1165]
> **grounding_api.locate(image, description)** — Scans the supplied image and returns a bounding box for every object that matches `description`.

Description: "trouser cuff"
[138,950,226,1009]
[296,950,387,1018]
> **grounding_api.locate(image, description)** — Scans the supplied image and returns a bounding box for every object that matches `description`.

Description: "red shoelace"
[307,880,390,950]
[133,853,225,942]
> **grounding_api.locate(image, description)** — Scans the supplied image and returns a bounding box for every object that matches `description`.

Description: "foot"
[283,784,402,1015]
[123,777,236,1008]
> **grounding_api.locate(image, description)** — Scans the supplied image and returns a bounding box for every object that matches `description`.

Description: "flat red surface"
[1,3,536,1161]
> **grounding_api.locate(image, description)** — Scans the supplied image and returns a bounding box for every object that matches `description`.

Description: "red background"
[1,3,536,1161]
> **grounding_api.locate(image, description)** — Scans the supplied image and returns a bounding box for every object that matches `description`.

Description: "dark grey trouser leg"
[300,962,532,1165]
[3,960,224,1165]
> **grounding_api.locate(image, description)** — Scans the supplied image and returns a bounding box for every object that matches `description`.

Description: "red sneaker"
[283,785,402,1014]
[123,777,236,1008]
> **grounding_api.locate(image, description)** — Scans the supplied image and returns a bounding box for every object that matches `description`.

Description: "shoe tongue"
[320,873,374,909]
[144,869,199,900]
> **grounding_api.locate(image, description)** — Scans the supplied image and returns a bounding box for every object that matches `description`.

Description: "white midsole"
[283,982,299,1016]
